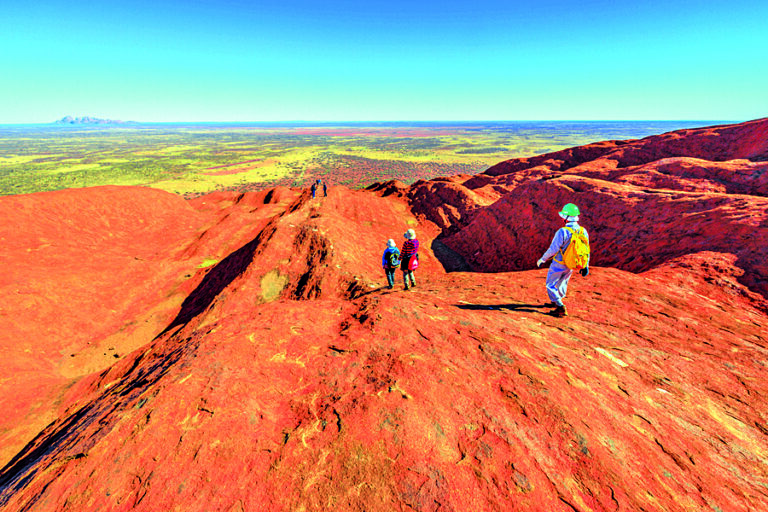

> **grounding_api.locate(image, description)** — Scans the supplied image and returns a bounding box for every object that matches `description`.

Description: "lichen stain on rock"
[261,269,289,303]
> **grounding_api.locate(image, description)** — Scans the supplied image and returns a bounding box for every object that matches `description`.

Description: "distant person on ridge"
[382,239,401,290]
[311,181,317,199]
[536,203,590,318]
[400,228,420,290]
[323,180,327,197]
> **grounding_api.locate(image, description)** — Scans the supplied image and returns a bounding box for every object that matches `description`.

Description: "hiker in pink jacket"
[400,229,419,290]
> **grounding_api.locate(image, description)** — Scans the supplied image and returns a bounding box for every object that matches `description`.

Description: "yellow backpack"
[561,227,590,270]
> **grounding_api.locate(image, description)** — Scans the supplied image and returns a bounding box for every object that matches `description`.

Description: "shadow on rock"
[456,302,553,314]
[161,215,285,335]
[0,329,206,504]
[432,239,472,273]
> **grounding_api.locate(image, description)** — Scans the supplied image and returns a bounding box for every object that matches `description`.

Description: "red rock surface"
[1,120,768,511]
[416,118,768,301]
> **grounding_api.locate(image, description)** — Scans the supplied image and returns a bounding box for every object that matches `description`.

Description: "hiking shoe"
[552,305,568,318]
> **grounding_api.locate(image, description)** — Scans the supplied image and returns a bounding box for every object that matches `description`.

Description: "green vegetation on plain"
[0,122,703,196]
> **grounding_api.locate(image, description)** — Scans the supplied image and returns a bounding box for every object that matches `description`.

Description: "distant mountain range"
[55,115,135,125]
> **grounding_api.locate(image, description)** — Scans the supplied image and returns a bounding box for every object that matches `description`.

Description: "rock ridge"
[1,119,767,511]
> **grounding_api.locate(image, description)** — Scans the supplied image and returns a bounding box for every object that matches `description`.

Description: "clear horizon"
[2,0,767,124]
[0,119,744,126]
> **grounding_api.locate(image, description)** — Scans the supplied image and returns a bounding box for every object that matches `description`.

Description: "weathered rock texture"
[414,118,768,300]
[1,119,768,511]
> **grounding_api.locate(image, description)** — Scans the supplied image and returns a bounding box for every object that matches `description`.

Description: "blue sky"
[2,0,766,122]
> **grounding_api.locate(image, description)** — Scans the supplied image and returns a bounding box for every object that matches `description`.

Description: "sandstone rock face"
[432,118,768,301]
[1,120,768,511]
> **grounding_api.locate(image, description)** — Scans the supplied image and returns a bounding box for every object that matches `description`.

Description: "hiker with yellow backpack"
[536,203,590,318]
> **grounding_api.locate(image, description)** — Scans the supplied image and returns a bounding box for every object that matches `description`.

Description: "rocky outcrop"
[430,119,768,302]
[481,117,768,177]
[441,175,768,297]
[1,119,768,511]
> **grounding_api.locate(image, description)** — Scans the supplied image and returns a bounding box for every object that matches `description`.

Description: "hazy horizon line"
[0,118,742,126]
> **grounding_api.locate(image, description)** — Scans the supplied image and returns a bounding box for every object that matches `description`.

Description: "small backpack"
[408,253,419,271]
[561,227,590,270]
[388,251,400,268]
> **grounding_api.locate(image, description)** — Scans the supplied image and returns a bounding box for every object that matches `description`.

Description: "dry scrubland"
[0,122,704,196]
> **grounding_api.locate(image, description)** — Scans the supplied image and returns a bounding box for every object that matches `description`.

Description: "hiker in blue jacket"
[537,203,590,318]
[382,239,400,289]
